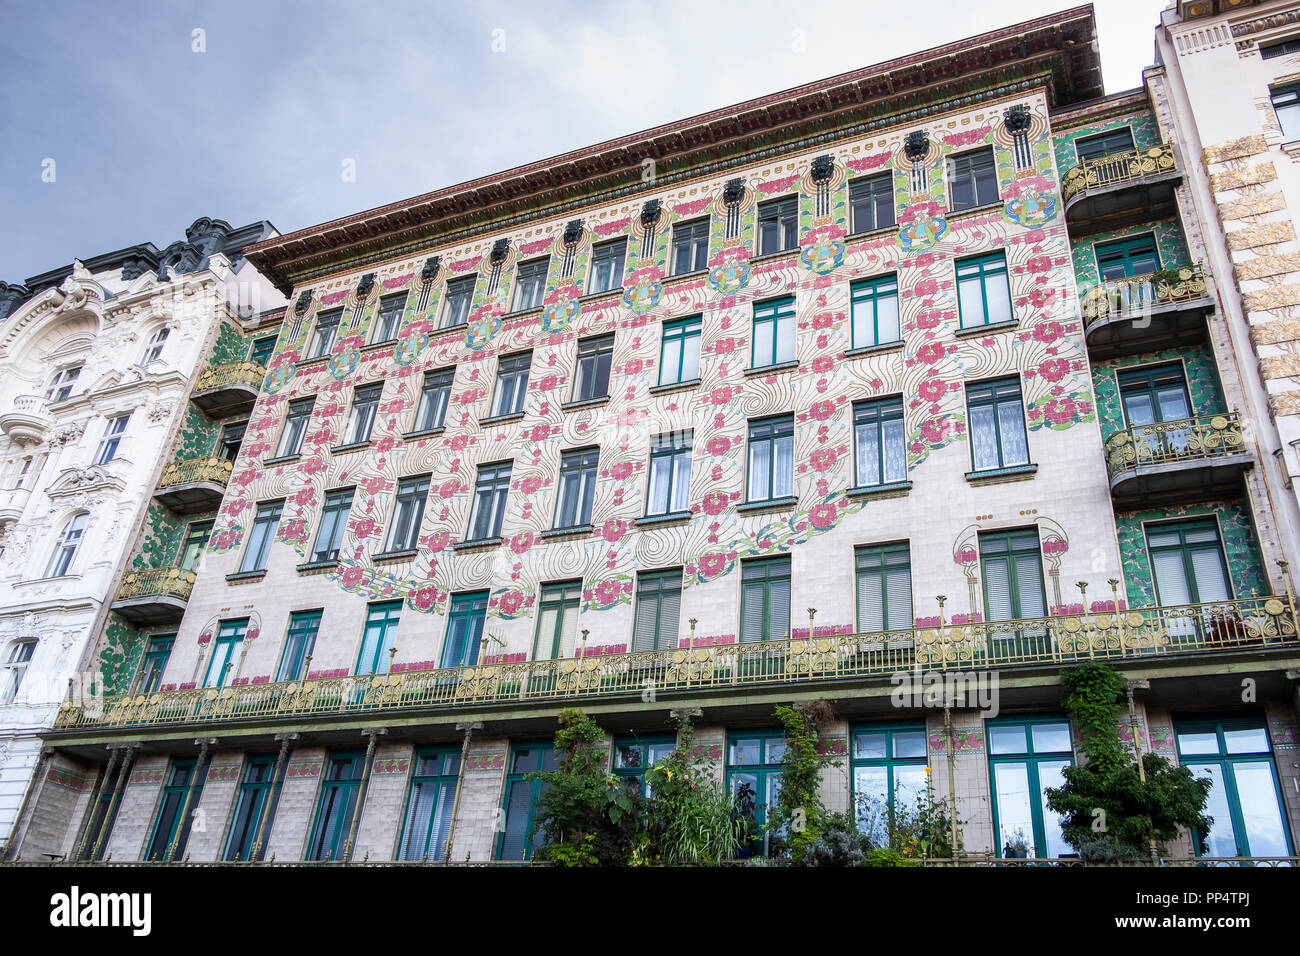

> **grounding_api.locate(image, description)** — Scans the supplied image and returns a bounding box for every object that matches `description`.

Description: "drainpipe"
[1125,680,1157,865]
[91,742,138,861]
[443,721,483,863]
[167,738,214,862]
[3,746,55,861]
[342,728,384,863]
[250,732,296,863]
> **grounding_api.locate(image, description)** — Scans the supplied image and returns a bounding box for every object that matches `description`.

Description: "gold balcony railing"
[1080,264,1209,324]
[115,567,197,604]
[54,597,1298,731]
[1104,413,1246,478]
[1061,143,1178,204]
[156,456,233,490]
[194,361,265,394]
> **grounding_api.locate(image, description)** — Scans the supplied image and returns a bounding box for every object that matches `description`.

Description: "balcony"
[190,362,265,418]
[111,567,196,626]
[0,484,32,523]
[1080,265,1214,359]
[0,395,53,446]
[1061,143,1181,229]
[1104,413,1253,508]
[152,456,232,514]
[52,596,1298,732]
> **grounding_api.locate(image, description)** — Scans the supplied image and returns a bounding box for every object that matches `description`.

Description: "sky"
[0,0,1170,283]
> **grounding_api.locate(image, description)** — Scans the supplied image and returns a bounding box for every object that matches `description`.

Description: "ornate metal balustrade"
[194,361,265,393]
[54,597,1298,732]
[1080,264,1209,324]
[156,456,232,491]
[115,567,197,604]
[1104,413,1246,478]
[1060,143,1178,204]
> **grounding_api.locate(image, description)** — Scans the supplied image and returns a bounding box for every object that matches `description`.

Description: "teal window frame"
[757,196,798,255]
[372,292,407,344]
[79,770,123,860]
[849,274,900,349]
[223,754,279,861]
[510,257,549,313]
[740,555,791,644]
[554,447,599,529]
[659,316,701,386]
[948,147,998,211]
[746,414,794,502]
[979,529,1047,622]
[1074,127,1136,162]
[496,742,559,860]
[144,757,208,861]
[1095,233,1160,281]
[308,308,342,358]
[632,568,683,651]
[311,487,354,562]
[533,580,582,660]
[239,499,282,573]
[468,462,511,541]
[217,421,246,462]
[342,383,382,445]
[588,239,627,294]
[646,431,692,516]
[276,610,321,682]
[306,751,366,861]
[442,275,476,329]
[137,635,174,693]
[956,252,1013,329]
[1145,519,1233,608]
[849,722,929,843]
[855,543,913,632]
[986,715,1074,859]
[441,591,488,667]
[726,730,788,857]
[397,748,462,861]
[751,297,796,368]
[671,218,710,275]
[1117,363,1192,427]
[412,368,453,432]
[249,335,276,367]
[204,618,247,688]
[612,734,677,798]
[355,600,401,675]
[179,520,213,572]
[490,351,531,417]
[853,396,906,487]
[966,377,1029,472]
[385,474,430,553]
[572,334,614,402]
[849,172,896,234]
[275,398,314,458]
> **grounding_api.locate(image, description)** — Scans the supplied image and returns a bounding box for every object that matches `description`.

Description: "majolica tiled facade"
[8,7,1299,865]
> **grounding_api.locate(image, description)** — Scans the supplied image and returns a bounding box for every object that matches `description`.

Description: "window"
[496,743,559,860]
[276,610,321,682]
[218,422,246,463]
[853,397,906,488]
[468,462,511,541]
[341,384,382,446]
[1095,234,1160,281]
[385,476,430,553]
[441,591,488,667]
[224,755,280,862]
[312,488,354,562]
[948,147,998,211]
[571,335,613,403]
[727,731,787,857]
[534,581,582,660]
[757,197,798,256]
[646,432,692,517]
[1272,83,1300,141]
[671,218,710,275]
[612,735,676,798]
[398,749,461,861]
[135,636,173,694]
[1,640,35,704]
[307,752,366,861]
[145,758,209,861]
[850,274,900,350]
[855,543,913,632]
[1175,716,1294,857]
[849,173,896,234]
[239,500,282,573]
[1262,36,1300,58]
[372,293,406,343]
[588,238,627,294]
[46,513,87,577]
[94,414,130,464]
[204,618,247,688]
[1118,364,1193,457]
[746,415,794,503]
[250,336,276,367]
[850,723,928,844]
[46,366,81,402]
[274,398,314,459]
[632,569,682,651]
[308,309,342,358]
[980,528,1047,645]
[355,601,401,675]
[740,556,791,644]
[659,316,702,387]
[179,521,212,572]
[554,448,598,529]
[411,369,453,433]
[490,352,531,418]
[141,327,169,364]
[1074,127,1136,162]
[1146,521,1231,616]
[987,717,1073,858]
[956,253,1013,329]
[442,276,475,329]
[752,297,796,368]
[79,771,122,861]
[511,257,548,312]
[967,378,1029,472]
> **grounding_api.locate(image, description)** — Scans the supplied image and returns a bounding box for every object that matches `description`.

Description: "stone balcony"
[0,395,53,446]
[190,361,264,418]
[1104,412,1253,509]
[110,567,196,626]
[152,456,232,514]
[1061,143,1182,229]
[0,484,32,523]
[1079,264,1214,359]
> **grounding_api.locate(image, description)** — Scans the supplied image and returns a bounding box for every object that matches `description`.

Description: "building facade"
[12,7,1300,864]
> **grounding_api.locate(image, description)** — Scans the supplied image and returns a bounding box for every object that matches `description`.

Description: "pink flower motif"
[525,424,552,443]
[519,475,544,495]
[353,518,378,539]
[918,378,946,402]
[698,552,729,578]
[412,586,439,611]
[499,590,526,616]
[509,531,535,554]
[1043,398,1079,425]
[808,502,837,529]
[919,417,953,443]
[705,436,732,457]
[914,277,939,297]
[1025,255,1053,274]
[340,566,365,588]
[609,461,635,482]
[809,447,838,472]
[713,337,738,354]
[809,399,837,421]
[425,530,451,552]
[449,434,470,451]
[954,548,978,564]
[197,632,212,646]
[1033,321,1064,344]
[623,358,645,376]
[916,342,946,365]
[438,480,461,499]
[601,519,631,543]
[533,374,560,393]
[373,436,397,453]
[709,385,737,406]
[593,579,623,606]
[1037,358,1071,383]
[701,491,729,516]
[811,355,835,373]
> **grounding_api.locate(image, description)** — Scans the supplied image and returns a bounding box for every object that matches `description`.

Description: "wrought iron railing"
[3,856,1293,867]
[1080,264,1209,325]
[114,567,197,604]
[156,456,233,490]
[1104,413,1246,478]
[55,597,1297,731]
[1061,143,1178,204]
[194,361,265,394]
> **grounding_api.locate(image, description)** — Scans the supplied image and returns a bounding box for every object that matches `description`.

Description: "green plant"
[768,699,838,863]
[864,847,919,867]
[854,788,959,859]
[799,812,870,866]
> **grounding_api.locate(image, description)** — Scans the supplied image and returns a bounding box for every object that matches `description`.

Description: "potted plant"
[1003,828,1031,859]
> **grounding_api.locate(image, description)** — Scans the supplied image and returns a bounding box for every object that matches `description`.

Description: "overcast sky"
[0,0,1169,282]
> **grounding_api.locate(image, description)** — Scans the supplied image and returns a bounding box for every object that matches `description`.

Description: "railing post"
[91,743,137,862]
[167,738,214,862]
[805,608,815,680]
[1076,581,1092,659]
[936,595,948,672]
[250,732,296,863]
[74,745,120,861]
[342,728,385,863]
[1108,579,1124,654]
[1279,560,1298,633]
[443,721,482,864]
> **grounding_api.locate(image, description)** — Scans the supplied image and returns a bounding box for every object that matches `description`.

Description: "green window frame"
[671,218,710,275]
[249,335,276,367]
[179,520,213,572]
[397,748,462,861]
[223,754,279,861]
[412,368,453,433]
[1175,715,1294,857]
[442,275,476,329]
[956,252,1013,329]
[987,716,1074,859]
[948,147,998,211]
[308,308,342,358]
[849,172,896,234]
[554,447,599,529]
[356,601,401,675]
[467,462,511,541]
[966,377,1029,472]
[746,414,794,502]
[1272,83,1300,141]
[490,351,531,417]
[757,196,798,255]
[740,556,791,644]
[659,316,702,386]
[342,384,382,446]
[751,297,796,368]
[572,334,614,402]
[1074,127,1135,162]
[136,635,174,693]
[372,292,407,344]
[79,770,122,860]
[853,396,906,488]
[849,722,929,845]
[1145,520,1232,610]
[306,751,366,861]
[511,257,549,313]
[275,398,314,458]
[726,730,787,857]
[385,474,430,553]
[217,421,246,462]
[849,274,900,349]
[1117,363,1192,428]
[144,757,208,861]
[534,581,582,660]
[204,618,247,688]
[632,568,682,652]
[979,529,1047,623]
[276,609,321,682]
[496,742,559,860]
[238,499,282,573]
[1095,233,1160,281]
[855,543,913,632]
[441,591,488,667]
[311,488,354,562]
[588,239,627,295]
[612,734,677,798]
[646,431,692,516]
